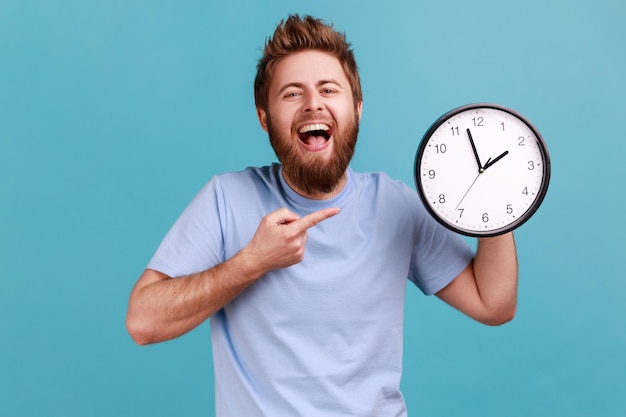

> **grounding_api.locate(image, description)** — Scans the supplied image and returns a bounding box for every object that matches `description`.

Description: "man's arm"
[126,207,340,345]
[435,232,518,326]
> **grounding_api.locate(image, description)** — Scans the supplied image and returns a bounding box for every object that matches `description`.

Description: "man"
[126,14,517,416]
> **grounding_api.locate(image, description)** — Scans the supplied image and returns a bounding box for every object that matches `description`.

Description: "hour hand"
[483,150,510,170]
[466,128,484,172]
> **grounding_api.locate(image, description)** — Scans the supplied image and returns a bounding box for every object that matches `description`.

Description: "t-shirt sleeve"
[147,177,226,278]
[408,193,475,295]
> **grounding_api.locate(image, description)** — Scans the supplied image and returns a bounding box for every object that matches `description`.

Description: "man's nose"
[302,92,324,113]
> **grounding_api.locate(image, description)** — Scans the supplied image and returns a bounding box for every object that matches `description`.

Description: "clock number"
[450,126,460,136]
[500,122,505,131]
[439,194,446,204]
[518,136,525,146]
[528,161,535,170]
[472,117,484,127]
[506,204,513,214]
[435,144,447,153]
[428,169,436,179]
[482,213,489,223]
[457,208,464,218]
[522,187,529,196]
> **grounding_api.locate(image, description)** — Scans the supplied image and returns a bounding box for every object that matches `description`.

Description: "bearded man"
[126,14,518,417]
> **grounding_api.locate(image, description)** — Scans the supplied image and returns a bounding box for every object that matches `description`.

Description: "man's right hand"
[242,207,341,273]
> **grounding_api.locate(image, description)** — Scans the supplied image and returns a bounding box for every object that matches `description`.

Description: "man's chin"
[283,158,348,195]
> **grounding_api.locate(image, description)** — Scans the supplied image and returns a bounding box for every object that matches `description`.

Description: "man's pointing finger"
[296,207,341,231]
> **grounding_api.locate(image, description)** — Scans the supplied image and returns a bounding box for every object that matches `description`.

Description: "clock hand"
[455,173,481,210]
[483,150,510,170]
[455,151,509,210]
[466,129,484,173]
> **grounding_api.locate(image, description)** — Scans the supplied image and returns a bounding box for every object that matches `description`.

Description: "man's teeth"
[299,124,330,134]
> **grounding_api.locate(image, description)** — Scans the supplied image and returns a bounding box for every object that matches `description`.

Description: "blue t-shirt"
[148,164,474,417]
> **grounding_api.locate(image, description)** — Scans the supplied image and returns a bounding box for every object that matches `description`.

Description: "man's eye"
[284,91,301,98]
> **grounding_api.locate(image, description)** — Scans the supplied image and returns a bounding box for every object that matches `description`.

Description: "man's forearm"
[126,251,264,345]
[473,232,518,321]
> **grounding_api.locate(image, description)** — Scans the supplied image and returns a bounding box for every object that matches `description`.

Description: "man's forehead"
[270,50,348,89]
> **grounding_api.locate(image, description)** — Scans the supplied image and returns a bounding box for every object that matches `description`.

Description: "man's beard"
[267,113,359,196]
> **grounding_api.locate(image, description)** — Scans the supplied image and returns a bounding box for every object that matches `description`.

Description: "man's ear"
[356,100,363,122]
[257,107,268,132]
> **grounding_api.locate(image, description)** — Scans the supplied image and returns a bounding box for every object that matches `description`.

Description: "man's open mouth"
[297,123,332,146]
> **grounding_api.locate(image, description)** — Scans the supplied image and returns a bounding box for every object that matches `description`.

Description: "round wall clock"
[415,103,550,237]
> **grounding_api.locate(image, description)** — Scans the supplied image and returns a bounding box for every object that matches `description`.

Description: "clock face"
[415,103,550,237]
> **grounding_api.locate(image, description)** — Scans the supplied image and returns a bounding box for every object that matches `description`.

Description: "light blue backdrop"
[2,0,624,416]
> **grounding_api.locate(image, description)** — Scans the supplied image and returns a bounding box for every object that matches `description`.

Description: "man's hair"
[254,14,362,111]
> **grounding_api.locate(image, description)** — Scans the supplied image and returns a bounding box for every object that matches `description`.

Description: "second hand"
[455,173,481,210]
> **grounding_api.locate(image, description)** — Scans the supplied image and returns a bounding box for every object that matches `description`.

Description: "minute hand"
[483,150,509,170]
[466,128,484,172]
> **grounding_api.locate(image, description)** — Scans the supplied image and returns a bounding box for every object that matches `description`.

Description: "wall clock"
[415,103,550,237]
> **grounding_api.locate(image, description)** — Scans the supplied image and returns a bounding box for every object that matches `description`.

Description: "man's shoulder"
[349,169,412,194]
[349,168,424,213]
[199,165,283,206]
[215,164,276,180]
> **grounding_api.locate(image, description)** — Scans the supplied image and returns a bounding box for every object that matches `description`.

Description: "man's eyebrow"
[317,79,342,87]
[277,79,344,95]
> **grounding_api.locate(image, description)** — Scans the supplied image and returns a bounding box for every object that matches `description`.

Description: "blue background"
[2,0,625,416]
